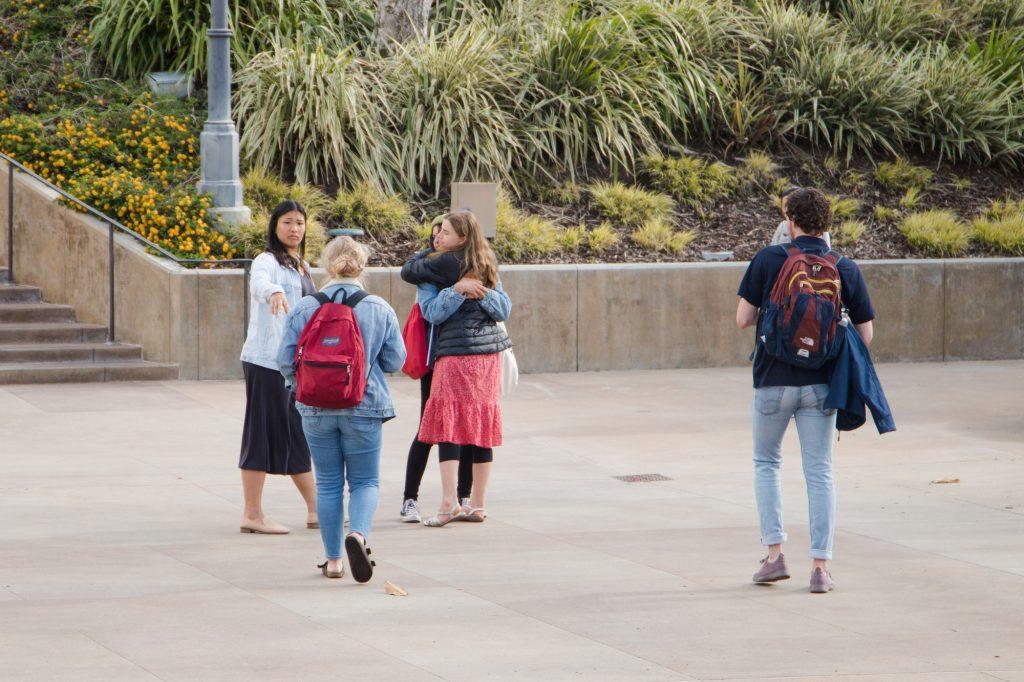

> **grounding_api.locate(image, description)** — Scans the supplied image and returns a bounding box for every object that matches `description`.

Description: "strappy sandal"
[318,560,344,579]
[344,533,376,584]
[423,504,463,527]
[461,507,487,523]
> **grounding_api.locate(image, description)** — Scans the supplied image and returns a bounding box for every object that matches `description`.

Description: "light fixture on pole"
[197,0,250,226]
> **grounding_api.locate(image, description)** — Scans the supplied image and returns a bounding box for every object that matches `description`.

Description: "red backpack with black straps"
[294,288,369,409]
[759,244,844,369]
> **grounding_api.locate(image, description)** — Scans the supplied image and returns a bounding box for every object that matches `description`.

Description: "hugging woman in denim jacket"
[278,237,406,582]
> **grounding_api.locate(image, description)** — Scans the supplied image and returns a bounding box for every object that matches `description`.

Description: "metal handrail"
[1,151,253,343]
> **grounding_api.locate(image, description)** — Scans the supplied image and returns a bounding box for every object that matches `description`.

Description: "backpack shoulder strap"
[341,289,370,308]
[824,250,843,267]
[312,292,331,306]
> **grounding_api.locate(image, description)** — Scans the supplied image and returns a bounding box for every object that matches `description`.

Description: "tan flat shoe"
[461,507,487,523]
[239,517,290,534]
[423,504,464,527]
[307,513,319,530]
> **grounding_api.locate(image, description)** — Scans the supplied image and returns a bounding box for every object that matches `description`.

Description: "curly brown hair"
[785,188,831,236]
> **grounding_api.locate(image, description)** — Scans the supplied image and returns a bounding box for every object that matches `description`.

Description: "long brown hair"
[444,211,498,287]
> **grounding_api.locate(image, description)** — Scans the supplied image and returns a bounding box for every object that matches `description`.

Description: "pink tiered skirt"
[418,354,502,447]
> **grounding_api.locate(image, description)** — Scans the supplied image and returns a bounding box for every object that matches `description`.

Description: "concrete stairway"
[0,267,178,383]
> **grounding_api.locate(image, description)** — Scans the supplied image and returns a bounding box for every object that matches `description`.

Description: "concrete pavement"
[1,361,1023,681]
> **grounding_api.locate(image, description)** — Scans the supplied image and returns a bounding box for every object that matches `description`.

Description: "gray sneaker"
[810,567,834,593]
[400,498,421,523]
[753,554,790,583]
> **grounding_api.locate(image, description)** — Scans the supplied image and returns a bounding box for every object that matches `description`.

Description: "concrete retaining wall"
[3,165,1022,379]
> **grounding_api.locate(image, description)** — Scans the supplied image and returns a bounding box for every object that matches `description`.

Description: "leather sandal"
[461,507,487,523]
[423,503,464,527]
[318,560,344,579]
[344,533,376,584]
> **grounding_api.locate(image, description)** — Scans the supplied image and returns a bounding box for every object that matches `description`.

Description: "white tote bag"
[496,322,518,397]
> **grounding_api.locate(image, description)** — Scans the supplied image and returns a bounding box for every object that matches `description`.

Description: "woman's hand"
[454,277,487,300]
[269,292,291,316]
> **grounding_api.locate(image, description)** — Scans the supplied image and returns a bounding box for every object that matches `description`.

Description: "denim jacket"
[277,281,406,419]
[240,252,312,370]
[416,281,512,363]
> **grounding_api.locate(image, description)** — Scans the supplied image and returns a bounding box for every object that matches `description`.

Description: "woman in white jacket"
[237,200,319,534]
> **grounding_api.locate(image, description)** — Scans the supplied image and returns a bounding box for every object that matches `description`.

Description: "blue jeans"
[302,415,382,560]
[752,384,837,560]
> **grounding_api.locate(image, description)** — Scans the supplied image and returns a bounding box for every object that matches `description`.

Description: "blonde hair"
[443,211,499,288]
[320,236,370,281]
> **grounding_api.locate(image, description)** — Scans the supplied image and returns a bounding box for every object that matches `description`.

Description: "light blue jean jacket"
[416,281,512,365]
[278,283,406,419]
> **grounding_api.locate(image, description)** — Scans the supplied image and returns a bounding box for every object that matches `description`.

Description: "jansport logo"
[322,336,340,347]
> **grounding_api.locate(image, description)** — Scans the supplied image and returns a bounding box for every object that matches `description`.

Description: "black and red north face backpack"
[759,245,844,369]
[294,288,369,409]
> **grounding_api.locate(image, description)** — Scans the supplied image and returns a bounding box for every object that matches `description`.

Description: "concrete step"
[0,302,76,323]
[0,342,143,363]
[0,322,108,344]
[0,284,41,303]
[0,360,179,384]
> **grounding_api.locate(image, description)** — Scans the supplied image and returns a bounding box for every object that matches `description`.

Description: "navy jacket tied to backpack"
[825,323,896,434]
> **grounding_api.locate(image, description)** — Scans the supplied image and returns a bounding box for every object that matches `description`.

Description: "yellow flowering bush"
[0,105,234,260]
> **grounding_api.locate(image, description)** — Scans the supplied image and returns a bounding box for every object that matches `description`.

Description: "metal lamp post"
[197,0,251,226]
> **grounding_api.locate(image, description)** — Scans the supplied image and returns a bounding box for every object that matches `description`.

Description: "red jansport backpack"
[294,288,370,409]
[759,245,843,369]
[400,303,430,380]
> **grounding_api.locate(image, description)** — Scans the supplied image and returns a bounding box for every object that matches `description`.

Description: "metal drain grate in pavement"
[613,473,673,483]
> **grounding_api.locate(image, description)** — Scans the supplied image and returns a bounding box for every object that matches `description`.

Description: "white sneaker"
[400,498,421,523]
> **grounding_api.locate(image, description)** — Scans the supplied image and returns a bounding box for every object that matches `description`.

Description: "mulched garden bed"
[362,150,1024,268]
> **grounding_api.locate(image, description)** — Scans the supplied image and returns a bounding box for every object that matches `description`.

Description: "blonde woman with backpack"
[278,237,406,582]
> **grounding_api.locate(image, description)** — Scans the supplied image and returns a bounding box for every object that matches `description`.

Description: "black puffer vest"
[433,299,512,359]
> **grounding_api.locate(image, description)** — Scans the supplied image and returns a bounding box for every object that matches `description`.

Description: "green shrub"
[754,0,840,64]
[873,205,900,222]
[830,196,861,220]
[834,219,867,246]
[586,222,620,253]
[874,159,933,190]
[951,176,973,191]
[739,151,776,184]
[536,181,584,206]
[900,210,970,255]
[899,187,923,209]
[88,0,373,79]
[389,25,526,195]
[235,41,394,187]
[841,170,869,191]
[913,45,1024,165]
[493,198,560,260]
[328,183,414,239]
[972,214,1024,254]
[242,168,330,219]
[770,40,920,159]
[836,0,954,48]
[638,154,736,208]
[557,224,586,252]
[589,181,674,227]
[523,10,676,176]
[631,217,696,254]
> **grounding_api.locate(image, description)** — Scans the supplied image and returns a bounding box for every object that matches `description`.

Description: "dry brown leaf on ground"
[384,581,408,596]
[931,478,960,484]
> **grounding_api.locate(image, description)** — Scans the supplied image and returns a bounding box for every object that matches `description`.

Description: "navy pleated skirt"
[239,362,311,475]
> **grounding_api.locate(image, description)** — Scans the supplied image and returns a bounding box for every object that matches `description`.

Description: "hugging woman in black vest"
[401,212,512,527]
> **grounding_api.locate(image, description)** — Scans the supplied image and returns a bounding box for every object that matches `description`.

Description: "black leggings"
[402,372,473,500]
[438,443,494,464]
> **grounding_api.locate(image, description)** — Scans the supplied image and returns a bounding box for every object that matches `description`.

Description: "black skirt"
[239,362,312,475]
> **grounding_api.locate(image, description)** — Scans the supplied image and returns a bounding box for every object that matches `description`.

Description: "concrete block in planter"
[146,71,193,100]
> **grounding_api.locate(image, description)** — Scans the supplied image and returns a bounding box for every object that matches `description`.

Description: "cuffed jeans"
[753,384,837,560]
[302,414,382,560]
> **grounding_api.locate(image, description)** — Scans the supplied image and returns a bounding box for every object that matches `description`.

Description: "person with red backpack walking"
[735,188,875,594]
[278,236,406,582]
